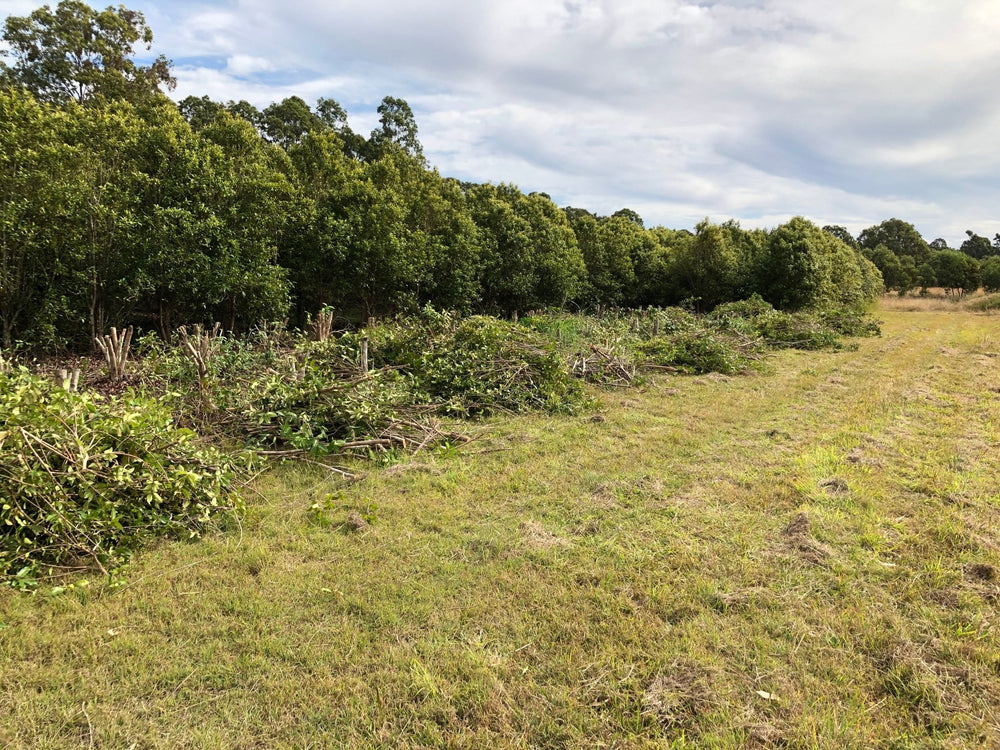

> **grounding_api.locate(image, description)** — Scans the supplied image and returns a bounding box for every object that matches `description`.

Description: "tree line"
[12,1,990,351]
[826,218,1000,297]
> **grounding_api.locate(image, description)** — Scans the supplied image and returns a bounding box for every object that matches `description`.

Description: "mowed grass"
[2,303,999,748]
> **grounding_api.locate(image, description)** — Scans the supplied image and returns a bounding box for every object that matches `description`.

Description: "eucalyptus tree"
[959,230,996,259]
[368,96,422,158]
[1,0,174,105]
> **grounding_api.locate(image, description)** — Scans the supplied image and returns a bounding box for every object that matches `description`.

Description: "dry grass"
[2,301,1000,748]
[878,288,998,312]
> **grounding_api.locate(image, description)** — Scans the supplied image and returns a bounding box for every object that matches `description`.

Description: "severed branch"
[178,323,221,383]
[94,326,133,380]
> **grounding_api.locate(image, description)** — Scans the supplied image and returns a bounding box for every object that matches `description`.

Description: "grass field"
[2,302,999,748]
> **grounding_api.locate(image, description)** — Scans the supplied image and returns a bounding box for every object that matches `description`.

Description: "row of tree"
[12,0,983,350]
[823,218,1000,296]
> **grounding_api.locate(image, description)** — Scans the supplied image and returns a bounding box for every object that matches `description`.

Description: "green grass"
[2,303,999,748]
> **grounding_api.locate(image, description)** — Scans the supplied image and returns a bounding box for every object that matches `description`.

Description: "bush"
[0,369,245,585]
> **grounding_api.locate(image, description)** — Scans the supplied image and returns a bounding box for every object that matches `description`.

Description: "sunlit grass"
[1,302,999,747]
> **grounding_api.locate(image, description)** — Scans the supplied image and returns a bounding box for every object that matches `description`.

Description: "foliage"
[0,88,80,348]
[959,230,997,260]
[636,327,763,374]
[0,0,174,105]
[931,249,980,295]
[709,295,880,350]
[758,217,881,311]
[0,368,244,585]
[980,256,1000,293]
[859,218,931,265]
[469,184,586,315]
[365,308,585,416]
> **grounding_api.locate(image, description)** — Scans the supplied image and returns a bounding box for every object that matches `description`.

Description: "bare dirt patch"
[520,521,568,550]
[819,477,849,494]
[783,512,832,565]
[642,660,716,733]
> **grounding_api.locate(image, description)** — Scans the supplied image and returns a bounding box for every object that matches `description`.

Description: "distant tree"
[929,237,949,251]
[261,96,322,150]
[177,94,224,130]
[563,206,595,224]
[225,99,264,131]
[858,218,930,265]
[932,249,980,295]
[868,245,903,294]
[959,230,996,260]
[315,97,348,130]
[916,262,937,293]
[0,0,174,105]
[981,256,1000,293]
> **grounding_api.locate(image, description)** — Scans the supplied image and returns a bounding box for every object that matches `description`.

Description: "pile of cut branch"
[571,345,636,386]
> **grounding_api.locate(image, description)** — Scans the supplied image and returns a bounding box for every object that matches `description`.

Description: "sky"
[2,0,999,245]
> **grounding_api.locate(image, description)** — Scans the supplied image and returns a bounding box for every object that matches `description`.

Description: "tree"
[932,250,980,295]
[569,213,638,308]
[758,217,879,310]
[669,219,740,311]
[612,208,644,228]
[0,88,84,347]
[868,244,917,295]
[858,218,930,265]
[469,184,584,315]
[261,96,322,150]
[959,230,996,260]
[1,0,174,105]
[981,256,1000,293]
[368,96,422,158]
[177,94,223,131]
[822,225,858,249]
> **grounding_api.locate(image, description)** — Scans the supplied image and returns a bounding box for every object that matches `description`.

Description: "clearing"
[1,302,999,748]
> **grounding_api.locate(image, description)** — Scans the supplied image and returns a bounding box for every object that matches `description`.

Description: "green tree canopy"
[959,230,997,260]
[858,218,930,265]
[1,0,174,105]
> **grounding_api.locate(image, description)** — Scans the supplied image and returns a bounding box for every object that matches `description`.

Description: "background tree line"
[20,1,1000,350]
[831,218,1000,297]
